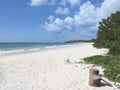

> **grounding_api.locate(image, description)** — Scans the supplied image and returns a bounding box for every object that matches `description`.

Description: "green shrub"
[84,55,120,82]
[94,11,120,55]
[109,42,120,55]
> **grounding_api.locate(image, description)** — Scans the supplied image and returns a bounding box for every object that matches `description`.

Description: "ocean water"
[0,42,83,55]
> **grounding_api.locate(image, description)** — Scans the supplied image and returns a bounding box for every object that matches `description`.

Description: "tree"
[94,11,120,55]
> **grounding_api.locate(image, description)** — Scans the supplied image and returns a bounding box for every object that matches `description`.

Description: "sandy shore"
[0,43,117,90]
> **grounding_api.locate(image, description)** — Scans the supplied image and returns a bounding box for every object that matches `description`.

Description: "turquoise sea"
[0,42,83,55]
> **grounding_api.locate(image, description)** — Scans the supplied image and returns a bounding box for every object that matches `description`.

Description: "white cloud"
[42,0,120,34]
[74,1,99,27]
[43,17,64,32]
[61,0,80,7]
[48,15,55,22]
[55,7,70,15]
[69,0,80,7]
[64,17,75,31]
[30,0,80,7]
[43,16,75,32]
[98,0,120,18]
[30,0,55,6]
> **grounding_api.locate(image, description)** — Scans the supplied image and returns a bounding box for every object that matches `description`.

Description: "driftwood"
[114,74,120,85]
[101,78,113,87]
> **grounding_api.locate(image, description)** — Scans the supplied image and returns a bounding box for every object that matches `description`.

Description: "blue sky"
[0,0,120,42]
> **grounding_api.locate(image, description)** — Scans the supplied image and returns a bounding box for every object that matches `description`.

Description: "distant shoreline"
[65,39,95,43]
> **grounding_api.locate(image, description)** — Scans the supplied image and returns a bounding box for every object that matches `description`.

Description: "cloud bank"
[42,0,120,35]
[30,0,120,39]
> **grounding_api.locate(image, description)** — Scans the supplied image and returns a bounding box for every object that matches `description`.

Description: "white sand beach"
[0,43,118,90]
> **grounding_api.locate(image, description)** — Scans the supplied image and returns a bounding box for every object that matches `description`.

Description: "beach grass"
[84,55,120,83]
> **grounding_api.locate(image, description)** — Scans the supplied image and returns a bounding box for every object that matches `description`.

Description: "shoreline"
[0,42,92,56]
[0,43,114,90]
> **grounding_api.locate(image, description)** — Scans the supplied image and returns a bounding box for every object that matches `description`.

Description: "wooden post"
[89,68,99,76]
[89,68,101,87]
[89,68,112,87]
[89,75,101,87]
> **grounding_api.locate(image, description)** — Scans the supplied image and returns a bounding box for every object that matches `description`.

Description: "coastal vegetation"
[84,55,120,82]
[84,11,120,82]
[65,39,95,43]
[94,11,120,55]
